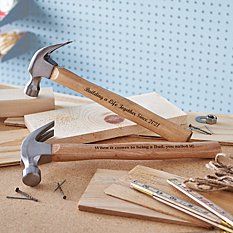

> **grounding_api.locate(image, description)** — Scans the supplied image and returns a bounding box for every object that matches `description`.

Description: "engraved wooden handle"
[51,67,192,142]
[51,141,221,162]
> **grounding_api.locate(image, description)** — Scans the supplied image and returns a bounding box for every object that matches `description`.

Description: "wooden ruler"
[167,178,233,228]
[131,180,233,232]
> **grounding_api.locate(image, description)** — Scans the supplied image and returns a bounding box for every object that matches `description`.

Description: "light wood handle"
[51,141,221,162]
[51,67,192,142]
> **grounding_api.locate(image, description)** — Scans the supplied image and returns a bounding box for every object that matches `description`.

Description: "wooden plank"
[0,130,23,166]
[0,115,28,166]
[0,128,28,145]
[0,145,19,152]
[0,145,21,167]
[4,117,25,127]
[54,92,92,108]
[78,169,204,227]
[105,165,232,228]
[0,146,20,167]
[0,82,93,108]
[104,167,210,228]
[25,92,187,143]
[140,112,233,145]
[3,92,93,127]
[188,112,233,145]
[0,88,55,117]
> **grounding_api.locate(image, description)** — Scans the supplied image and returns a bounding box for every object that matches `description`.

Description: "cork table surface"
[0,120,230,233]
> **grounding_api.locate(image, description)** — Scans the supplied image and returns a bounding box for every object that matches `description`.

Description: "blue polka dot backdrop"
[0,0,232,113]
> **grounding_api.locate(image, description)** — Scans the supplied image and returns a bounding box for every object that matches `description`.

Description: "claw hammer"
[21,121,220,187]
[25,42,192,142]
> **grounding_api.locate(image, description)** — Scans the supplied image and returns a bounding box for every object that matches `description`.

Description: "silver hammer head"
[25,41,72,97]
[21,121,54,187]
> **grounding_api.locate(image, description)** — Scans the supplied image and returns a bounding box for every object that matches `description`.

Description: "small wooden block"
[0,88,55,117]
[78,169,195,226]
[3,94,92,127]
[25,92,187,143]
[0,82,93,108]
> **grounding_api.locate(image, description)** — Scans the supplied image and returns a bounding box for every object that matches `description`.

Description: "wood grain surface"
[0,119,27,166]
[78,169,201,227]
[4,117,25,127]
[105,165,233,228]
[3,93,93,128]
[25,92,187,143]
[104,166,213,228]
[0,88,55,117]
[0,147,20,167]
[0,128,28,145]
[51,141,221,162]
[51,67,191,142]
[0,82,93,111]
[141,112,233,145]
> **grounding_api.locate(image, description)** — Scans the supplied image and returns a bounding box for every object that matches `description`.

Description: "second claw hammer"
[25,42,192,142]
[21,121,220,187]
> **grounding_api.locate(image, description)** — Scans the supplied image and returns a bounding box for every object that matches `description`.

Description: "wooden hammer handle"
[51,67,192,142]
[51,141,221,162]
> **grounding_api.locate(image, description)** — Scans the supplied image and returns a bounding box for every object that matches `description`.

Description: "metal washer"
[195,114,217,125]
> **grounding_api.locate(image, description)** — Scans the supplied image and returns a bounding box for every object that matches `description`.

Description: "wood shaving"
[0,31,22,56]
[184,153,233,192]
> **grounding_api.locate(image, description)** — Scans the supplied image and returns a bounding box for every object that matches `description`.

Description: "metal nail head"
[15,187,39,202]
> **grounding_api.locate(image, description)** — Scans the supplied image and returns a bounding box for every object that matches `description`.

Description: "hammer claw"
[26,41,73,97]
[38,129,54,142]
[35,121,55,142]
[46,41,72,55]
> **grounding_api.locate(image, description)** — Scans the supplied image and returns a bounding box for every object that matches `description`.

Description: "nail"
[6,196,33,201]
[189,124,212,135]
[204,125,214,135]
[15,187,39,202]
[54,179,66,192]
[57,182,66,199]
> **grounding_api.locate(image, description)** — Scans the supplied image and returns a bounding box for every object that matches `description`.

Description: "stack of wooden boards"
[1,82,233,167]
[78,165,233,229]
[0,84,91,166]
[0,83,189,167]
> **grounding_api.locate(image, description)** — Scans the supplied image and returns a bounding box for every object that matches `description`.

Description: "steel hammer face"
[25,41,72,97]
[21,122,54,187]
